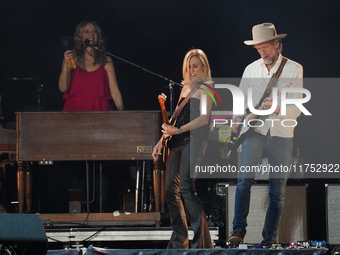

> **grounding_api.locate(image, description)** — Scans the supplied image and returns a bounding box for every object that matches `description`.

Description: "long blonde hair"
[182,49,212,85]
[73,20,107,66]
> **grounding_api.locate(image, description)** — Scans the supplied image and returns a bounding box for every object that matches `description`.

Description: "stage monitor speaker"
[227,184,307,244]
[326,184,340,245]
[0,214,47,255]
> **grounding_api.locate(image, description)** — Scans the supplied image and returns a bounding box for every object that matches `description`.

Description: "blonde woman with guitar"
[152,49,214,249]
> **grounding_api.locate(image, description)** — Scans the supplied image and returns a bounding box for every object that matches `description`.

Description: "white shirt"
[239,54,303,137]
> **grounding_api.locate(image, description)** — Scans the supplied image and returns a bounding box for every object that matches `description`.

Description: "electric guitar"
[158,94,176,163]
[228,84,291,154]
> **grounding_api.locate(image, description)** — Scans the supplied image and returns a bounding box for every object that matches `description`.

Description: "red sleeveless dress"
[62,66,113,111]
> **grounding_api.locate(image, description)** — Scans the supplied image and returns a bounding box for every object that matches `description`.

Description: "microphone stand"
[87,44,182,116]
[168,81,174,116]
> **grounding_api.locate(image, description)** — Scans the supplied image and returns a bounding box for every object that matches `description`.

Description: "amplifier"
[326,184,340,245]
[226,184,307,244]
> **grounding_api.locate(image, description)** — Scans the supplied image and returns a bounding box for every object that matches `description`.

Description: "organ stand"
[13,111,163,226]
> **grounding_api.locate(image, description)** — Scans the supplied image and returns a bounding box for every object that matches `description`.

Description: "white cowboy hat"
[244,23,287,45]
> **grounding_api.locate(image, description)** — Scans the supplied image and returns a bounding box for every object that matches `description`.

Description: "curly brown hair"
[73,20,107,66]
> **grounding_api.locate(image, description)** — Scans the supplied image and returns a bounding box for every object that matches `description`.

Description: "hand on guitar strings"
[152,142,163,161]
[259,97,280,114]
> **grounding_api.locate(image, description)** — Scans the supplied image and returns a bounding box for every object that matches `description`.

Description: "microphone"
[84,38,99,50]
[60,36,76,70]
[84,38,90,47]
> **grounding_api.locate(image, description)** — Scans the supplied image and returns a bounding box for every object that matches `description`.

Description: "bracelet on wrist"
[177,127,183,135]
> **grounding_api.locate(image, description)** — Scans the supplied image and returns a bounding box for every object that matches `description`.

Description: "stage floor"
[46,245,329,255]
[44,227,330,255]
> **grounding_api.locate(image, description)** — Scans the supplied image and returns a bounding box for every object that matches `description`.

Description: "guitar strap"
[170,81,202,120]
[254,56,288,109]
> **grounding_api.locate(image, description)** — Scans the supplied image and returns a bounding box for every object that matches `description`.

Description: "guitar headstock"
[158,93,167,105]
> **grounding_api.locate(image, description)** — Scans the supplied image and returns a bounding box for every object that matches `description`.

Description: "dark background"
[0,0,339,243]
[1,0,339,163]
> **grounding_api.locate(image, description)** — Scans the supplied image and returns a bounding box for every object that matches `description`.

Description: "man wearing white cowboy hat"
[227,23,303,246]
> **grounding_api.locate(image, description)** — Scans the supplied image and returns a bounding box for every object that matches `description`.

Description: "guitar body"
[228,113,257,152]
[161,117,177,163]
[238,112,258,137]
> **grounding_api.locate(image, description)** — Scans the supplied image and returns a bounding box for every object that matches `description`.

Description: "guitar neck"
[160,104,169,125]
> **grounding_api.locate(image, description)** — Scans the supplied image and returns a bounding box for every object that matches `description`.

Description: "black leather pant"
[165,137,212,249]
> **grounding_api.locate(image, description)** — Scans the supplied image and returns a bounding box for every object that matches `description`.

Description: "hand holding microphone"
[64,50,77,70]
[61,36,77,70]
[67,55,77,70]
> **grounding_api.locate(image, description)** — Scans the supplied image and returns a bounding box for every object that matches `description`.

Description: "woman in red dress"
[58,20,124,111]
